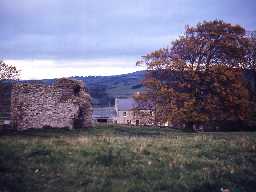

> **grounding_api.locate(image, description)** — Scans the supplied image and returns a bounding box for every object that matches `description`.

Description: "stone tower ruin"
[0,78,92,130]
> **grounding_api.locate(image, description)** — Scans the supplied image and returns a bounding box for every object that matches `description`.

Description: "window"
[123,112,127,117]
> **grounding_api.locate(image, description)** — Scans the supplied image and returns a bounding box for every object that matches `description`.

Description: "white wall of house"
[115,110,138,125]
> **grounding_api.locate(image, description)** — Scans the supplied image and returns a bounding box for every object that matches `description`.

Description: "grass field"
[0,126,256,192]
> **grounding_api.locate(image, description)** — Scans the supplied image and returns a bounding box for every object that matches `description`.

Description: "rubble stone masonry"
[10,78,92,130]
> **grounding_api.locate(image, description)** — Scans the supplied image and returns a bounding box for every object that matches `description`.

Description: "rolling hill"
[75,71,145,106]
[23,71,146,107]
[22,69,256,107]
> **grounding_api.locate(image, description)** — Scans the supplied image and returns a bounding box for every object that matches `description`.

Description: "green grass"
[0,126,256,192]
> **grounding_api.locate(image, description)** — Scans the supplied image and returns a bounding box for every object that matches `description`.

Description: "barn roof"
[92,107,116,119]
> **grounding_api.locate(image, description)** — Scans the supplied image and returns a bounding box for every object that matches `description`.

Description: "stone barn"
[0,78,92,130]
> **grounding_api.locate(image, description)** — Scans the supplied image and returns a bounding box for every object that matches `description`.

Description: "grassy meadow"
[0,126,256,192]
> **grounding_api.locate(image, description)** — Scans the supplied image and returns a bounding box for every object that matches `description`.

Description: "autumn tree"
[0,60,19,80]
[133,74,165,125]
[136,20,256,130]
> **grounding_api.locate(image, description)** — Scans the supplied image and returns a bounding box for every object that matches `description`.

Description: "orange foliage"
[136,20,256,130]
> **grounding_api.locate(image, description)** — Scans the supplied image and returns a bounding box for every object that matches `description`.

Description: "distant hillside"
[75,71,145,106]
[23,71,146,107]
[22,69,256,107]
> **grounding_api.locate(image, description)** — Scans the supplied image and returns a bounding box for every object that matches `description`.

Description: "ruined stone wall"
[11,78,92,130]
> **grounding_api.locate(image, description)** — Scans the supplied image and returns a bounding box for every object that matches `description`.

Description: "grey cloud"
[0,0,255,60]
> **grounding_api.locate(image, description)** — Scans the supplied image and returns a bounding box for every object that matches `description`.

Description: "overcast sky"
[1,0,255,79]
